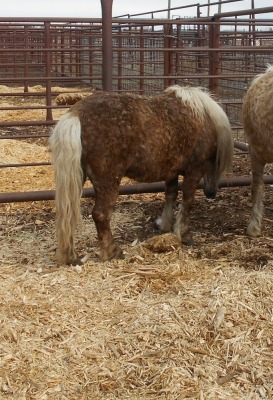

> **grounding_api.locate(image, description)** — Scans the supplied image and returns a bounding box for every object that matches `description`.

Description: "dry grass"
[0,84,93,122]
[1,139,53,193]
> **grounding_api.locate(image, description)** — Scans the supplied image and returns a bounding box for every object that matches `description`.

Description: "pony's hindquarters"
[243,65,273,237]
[49,112,83,265]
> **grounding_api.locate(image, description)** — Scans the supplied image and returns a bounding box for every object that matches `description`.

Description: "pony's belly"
[126,165,179,183]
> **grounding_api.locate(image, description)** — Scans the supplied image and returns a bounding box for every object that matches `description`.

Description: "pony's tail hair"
[165,85,233,174]
[202,95,234,176]
[49,112,83,264]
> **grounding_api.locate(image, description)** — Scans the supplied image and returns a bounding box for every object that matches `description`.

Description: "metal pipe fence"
[1,5,273,202]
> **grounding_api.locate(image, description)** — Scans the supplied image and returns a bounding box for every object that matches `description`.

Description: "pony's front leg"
[92,187,124,261]
[156,177,178,232]
[174,173,201,246]
[247,151,265,237]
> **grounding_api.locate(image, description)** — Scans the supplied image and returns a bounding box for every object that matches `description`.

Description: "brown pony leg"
[92,185,124,261]
[156,177,178,232]
[247,151,265,237]
[174,171,203,245]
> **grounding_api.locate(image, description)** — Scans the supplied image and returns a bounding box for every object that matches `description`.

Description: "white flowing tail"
[49,112,83,264]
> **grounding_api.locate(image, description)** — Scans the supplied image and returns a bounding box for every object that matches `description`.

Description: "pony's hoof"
[246,225,261,238]
[203,188,217,199]
[70,258,83,266]
[57,250,81,266]
[155,217,172,232]
[155,217,162,230]
[111,245,125,260]
[100,245,124,261]
[182,237,195,246]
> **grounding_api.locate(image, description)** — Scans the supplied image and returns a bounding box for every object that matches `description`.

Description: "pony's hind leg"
[92,184,124,261]
[174,171,202,245]
[247,151,266,237]
[156,177,178,232]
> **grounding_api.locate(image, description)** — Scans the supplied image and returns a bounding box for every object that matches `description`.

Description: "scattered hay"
[1,139,54,193]
[55,92,90,105]
[0,85,94,122]
[1,196,273,399]
[0,85,16,93]
[0,139,50,165]
[30,84,45,92]
[143,232,181,253]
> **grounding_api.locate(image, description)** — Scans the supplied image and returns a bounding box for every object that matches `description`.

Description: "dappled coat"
[50,86,233,264]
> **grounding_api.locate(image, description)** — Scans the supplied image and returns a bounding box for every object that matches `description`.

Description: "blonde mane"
[165,85,233,174]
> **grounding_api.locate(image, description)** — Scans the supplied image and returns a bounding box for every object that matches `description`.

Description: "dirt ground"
[0,89,273,399]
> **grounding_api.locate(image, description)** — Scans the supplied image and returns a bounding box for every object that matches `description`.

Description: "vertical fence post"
[13,30,17,77]
[24,25,29,92]
[61,30,65,76]
[89,27,93,86]
[76,28,80,77]
[175,22,181,83]
[139,26,144,94]
[100,0,113,91]
[117,26,122,92]
[164,23,174,88]
[208,16,220,97]
[44,22,53,121]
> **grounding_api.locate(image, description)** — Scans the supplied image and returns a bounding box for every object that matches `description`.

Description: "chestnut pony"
[50,86,233,264]
[243,65,273,237]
